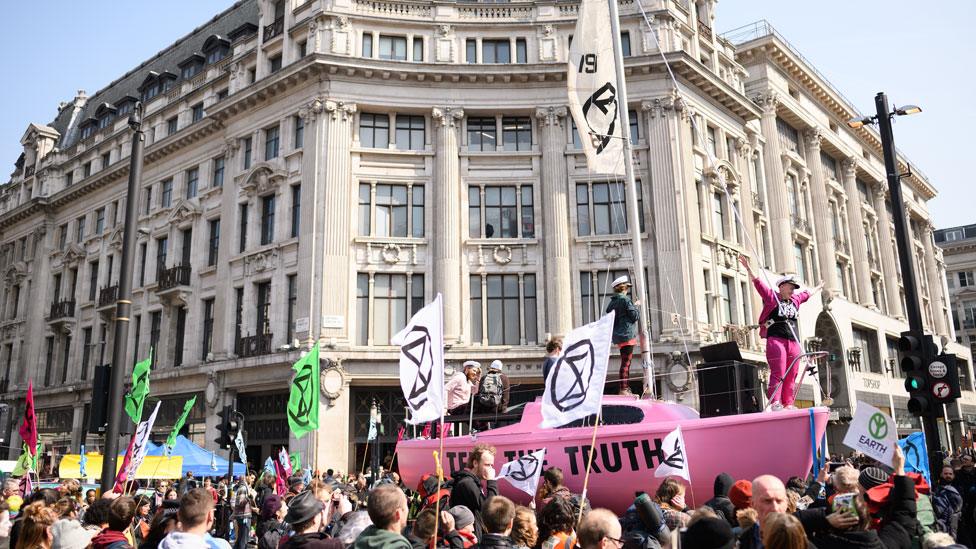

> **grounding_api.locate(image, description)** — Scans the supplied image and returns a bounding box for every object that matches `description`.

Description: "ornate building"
[936,224,976,443]
[0,0,968,470]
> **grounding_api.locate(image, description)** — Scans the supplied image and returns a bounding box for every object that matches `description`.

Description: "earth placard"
[843,401,898,466]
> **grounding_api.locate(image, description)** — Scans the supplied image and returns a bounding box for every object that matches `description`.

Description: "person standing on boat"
[605,275,641,395]
[739,255,822,410]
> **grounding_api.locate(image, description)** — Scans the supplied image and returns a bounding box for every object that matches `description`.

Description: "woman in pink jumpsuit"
[739,255,822,410]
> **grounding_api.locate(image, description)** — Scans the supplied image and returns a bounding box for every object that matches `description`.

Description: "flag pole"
[432,296,447,546]
[360,439,369,476]
[576,411,602,526]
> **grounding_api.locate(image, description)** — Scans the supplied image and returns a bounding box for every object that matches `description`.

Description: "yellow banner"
[58,454,183,479]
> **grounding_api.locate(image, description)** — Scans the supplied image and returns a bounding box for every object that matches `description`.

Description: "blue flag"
[263,457,275,476]
[897,431,930,485]
[79,445,87,478]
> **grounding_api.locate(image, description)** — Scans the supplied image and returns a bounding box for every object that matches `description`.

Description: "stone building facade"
[0,0,969,471]
[936,224,976,442]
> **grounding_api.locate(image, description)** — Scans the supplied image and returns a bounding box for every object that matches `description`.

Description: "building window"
[143,187,152,215]
[265,125,280,160]
[516,38,527,63]
[208,219,220,266]
[579,269,629,324]
[502,116,532,151]
[621,31,632,57]
[161,178,173,208]
[256,281,272,336]
[65,172,73,187]
[201,298,215,361]
[959,272,974,287]
[269,54,282,73]
[261,195,276,245]
[84,161,92,178]
[88,261,99,301]
[711,192,727,240]
[470,274,537,345]
[468,117,497,152]
[294,115,304,149]
[852,326,881,374]
[138,243,147,286]
[379,35,407,60]
[234,287,244,345]
[212,156,225,188]
[185,167,199,198]
[794,242,807,282]
[359,183,424,238]
[482,39,511,63]
[174,307,186,367]
[287,274,297,343]
[360,113,390,148]
[468,185,534,239]
[167,117,178,135]
[356,273,425,345]
[102,152,111,169]
[243,137,253,169]
[362,33,373,57]
[60,335,72,384]
[44,337,54,387]
[191,103,204,123]
[76,216,86,243]
[58,224,67,250]
[95,208,105,235]
[395,115,425,151]
[81,327,92,381]
[149,311,161,369]
[413,38,423,61]
[156,236,168,278]
[575,181,644,236]
[298,40,307,58]
[290,185,301,238]
[239,204,249,253]
[720,276,733,325]
[466,39,477,63]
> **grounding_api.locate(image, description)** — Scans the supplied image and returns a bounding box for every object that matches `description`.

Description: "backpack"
[258,522,286,549]
[477,372,504,410]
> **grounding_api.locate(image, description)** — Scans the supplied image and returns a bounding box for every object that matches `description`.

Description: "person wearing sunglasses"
[577,509,624,549]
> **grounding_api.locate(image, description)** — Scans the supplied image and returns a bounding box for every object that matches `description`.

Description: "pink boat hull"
[397,397,829,514]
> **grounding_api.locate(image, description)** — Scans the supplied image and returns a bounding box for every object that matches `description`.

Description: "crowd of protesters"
[6,441,976,549]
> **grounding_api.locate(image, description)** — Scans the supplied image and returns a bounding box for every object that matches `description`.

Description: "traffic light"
[900,330,934,415]
[215,405,234,449]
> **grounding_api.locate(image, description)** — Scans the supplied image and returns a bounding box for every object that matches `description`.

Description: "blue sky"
[1,1,972,228]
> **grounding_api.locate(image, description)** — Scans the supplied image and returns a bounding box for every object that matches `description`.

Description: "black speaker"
[88,365,110,433]
[697,360,761,418]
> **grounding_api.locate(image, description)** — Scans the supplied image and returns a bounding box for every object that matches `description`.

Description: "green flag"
[166,396,197,449]
[124,349,153,424]
[12,443,31,476]
[287,343,320,439]
[289,452,301,472]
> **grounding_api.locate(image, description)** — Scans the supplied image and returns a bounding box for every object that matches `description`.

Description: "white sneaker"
[785,404,797,410]
[770,401,783,411]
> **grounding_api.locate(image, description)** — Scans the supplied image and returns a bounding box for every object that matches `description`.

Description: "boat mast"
[607,0,655,398]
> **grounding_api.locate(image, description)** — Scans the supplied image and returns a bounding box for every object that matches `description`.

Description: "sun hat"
[611,275,631,288]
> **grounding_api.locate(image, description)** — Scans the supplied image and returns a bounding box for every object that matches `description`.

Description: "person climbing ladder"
[739,255,823,410]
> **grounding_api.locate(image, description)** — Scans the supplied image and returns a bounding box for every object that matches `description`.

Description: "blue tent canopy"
[146,435,246,477]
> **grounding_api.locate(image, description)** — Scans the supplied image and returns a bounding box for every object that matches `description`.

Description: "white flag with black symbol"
[499,448,547,497]
[392,293,445,425]
[654,425,691,482]
[124,401,161,481]
[541,312,615,428]
[234,429,248,465]
[568,0,626,176]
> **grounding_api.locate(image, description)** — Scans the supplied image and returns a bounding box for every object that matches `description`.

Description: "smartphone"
[832,492,857,515]
[826,461,845,472]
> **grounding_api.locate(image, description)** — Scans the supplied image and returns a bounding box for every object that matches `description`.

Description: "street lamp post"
[99,103,145,491]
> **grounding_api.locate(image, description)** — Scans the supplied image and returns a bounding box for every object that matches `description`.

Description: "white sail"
[568,0,627,176]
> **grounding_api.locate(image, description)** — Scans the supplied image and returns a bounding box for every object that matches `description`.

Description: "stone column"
[432,107,464,343]
[840,157,874,307]
[534,106,573,338]
[804,129,837,291]
[873,185,904,319]
[319,100,357,341]
[753,91,792,273]
[922,223,949,335]
[642,96,694,338]
[293,100,323,347]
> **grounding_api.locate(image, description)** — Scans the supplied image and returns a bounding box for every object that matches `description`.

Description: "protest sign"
[843,401,897,466]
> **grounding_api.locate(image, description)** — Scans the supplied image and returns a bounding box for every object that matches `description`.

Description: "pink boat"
[397,397,829,513]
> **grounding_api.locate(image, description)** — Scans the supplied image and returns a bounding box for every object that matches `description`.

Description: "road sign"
[928,361,948,379]
[933,382,950,399]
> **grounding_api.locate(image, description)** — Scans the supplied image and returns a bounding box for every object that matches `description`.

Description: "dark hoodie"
[280,532,344,549]
[449,470,498,539]
[473,533,514,548]
[703,473,736,527]
[90,529,133,549]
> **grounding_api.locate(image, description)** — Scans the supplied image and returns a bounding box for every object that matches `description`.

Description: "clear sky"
[1,1,972,228]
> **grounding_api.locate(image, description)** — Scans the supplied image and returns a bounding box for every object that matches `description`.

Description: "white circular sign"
[928,361,948,379]
[932,381,950,399]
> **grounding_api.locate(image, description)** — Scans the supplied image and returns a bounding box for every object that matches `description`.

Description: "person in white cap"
[475,359,510,417]
[605,275,641,395]
[739,255,823,410]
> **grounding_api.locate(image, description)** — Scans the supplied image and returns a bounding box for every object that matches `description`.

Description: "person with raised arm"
[739,255,823,410]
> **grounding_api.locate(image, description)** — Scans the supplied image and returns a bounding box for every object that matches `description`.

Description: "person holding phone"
[739,255,823,410]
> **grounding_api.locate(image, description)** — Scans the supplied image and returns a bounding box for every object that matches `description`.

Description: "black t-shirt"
[767,299,799,341]
[542,356,557,381]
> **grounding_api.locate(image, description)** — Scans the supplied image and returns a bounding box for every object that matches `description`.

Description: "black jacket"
[281,532,344,549]
[703,473,736,527]
[449,470,498,538]
[473,534,514,548]
[799,475,916,549]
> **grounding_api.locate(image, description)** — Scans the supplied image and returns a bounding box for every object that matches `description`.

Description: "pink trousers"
[766,336,801,406]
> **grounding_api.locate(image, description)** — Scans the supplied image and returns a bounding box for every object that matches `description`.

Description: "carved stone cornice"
[752,90,779,113]
[324,100,356,121]
[641,94,684,119]
[432,107,464,128]
[803,128,822,149]
[298,97,326,124]
[534,106,567,127]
